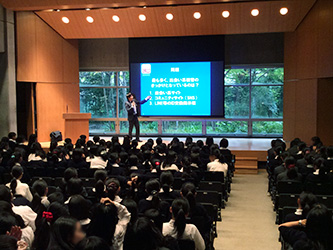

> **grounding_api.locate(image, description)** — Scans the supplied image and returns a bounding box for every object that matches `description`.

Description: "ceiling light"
[139,14,146,21]
[86,16,94,23]
[166,13,174,20]
[112,15,120,22]
[62,17,70,24]
[251,9,260,17]
[86,8,91,11]
[193,12,201,19]
[280,7,288,15]
[222,11,230,18]
[56,9,60,12]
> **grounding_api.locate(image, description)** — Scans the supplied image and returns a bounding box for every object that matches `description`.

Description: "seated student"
[0,201,33,247]
[0,185,37,232]
[138,179,162,214]
[68,148,88,169]
[65,177,86,204]
[31,179,49,214]
[105,178,122,203]
[8,132,17,151]
[91,170,108,200]
[207,149,228,175]
[273,151,290,180]
[33,201,70,250]
[27,142,46,163]
[0,234,28,250]
[68,195,91,233]
[89,147,108,169]
[76,236,110,250]
[48,217,86,250]
[305,157,330,184]
[284,192,318,223]
[6,165,33,202]
[89,198,131,250]
[163,198,205,250]
[129,140,140,156]
[159,171,180,201]
[175,158,199,186]
[128,154,143,173]
[310,136,323,152]
[142,150,153,171]
[59,167,78,194]
[107,152,125,176]
[276,157,302,182]
[93,135,100,145]
[161,151,179,172]
[279,204,333,250]
[325,146,333,171]
[219,138,232,163]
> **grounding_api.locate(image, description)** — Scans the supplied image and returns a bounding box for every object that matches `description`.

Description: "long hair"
[105,178,120,201]
[299,192,318,218]
[10,165,23,195]
[181,182,197,213]
[171,198,190,239]
[145,179,161,209]
[160,171,174,194]
[31,179,48,214]
[0,201,25,228]
[48,217,78,250]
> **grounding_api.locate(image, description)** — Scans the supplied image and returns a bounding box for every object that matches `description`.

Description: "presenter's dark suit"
[125,98,148,140]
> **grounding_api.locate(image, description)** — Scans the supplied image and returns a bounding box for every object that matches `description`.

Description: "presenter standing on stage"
[125,92,151,142]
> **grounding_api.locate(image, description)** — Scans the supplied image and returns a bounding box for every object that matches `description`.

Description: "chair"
[277,181,303,194]
[203,171,224,183]
[305,182,333,195]
[196,191,221,208]
[173,177,195,190]
[80,178,96,187]
[178,239,195,250]
[48,186,57,195]
[54,177,64,187]
[317,195,333,208]
[277,206,297,224]
[199,181,228,203]
[275,193,298,211]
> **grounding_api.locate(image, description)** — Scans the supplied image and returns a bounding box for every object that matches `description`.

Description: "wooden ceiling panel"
[35,0,316,39]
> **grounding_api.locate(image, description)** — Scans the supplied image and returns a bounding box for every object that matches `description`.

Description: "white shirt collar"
[295,208,303,215]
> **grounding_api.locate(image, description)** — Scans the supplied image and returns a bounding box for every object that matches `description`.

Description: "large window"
[79,66,283,137]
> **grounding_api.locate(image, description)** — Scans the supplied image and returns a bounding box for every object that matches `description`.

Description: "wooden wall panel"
[16,12,37,82]
[283,81,296,142]
[284,32,297,81]
[36,82,80,141]
[317,78,333,145]
[16,12,79,83]
[294,79,317,144]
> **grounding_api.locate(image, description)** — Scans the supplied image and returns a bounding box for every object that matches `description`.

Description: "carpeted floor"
[214,170,281,250]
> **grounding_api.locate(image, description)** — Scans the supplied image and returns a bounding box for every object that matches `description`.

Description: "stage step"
[235,156,258,174]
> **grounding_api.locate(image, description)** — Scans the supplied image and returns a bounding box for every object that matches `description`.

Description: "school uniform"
[207,159,228,176]
[90,156,108,169]
[163,219,205,250]
[6,179,33,202]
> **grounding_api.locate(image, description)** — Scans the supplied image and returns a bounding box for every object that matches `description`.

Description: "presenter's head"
[126,92,134,102]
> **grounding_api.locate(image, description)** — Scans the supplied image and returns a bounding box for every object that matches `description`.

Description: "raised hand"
[6,226,22,241]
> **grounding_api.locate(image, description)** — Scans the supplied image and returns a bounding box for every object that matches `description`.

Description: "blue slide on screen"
[140,62,211,116]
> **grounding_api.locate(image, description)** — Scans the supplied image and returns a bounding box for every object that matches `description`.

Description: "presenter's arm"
[125,101,133,111]
[136,96,152,105]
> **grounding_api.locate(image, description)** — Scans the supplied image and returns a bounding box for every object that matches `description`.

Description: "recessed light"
[280,7,288,15]
[86,8,91,11]
[62,17,70,24]
[139,14,146,21]
[166,13,174,20]
[86,16,94,23]
[251,9,260,17]
[56,9,60,12]
[112,15,120,22]
[222,11,230,18]
[193,12,201,19]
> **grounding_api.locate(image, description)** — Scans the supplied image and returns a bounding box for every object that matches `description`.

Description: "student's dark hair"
[68,195,90,220]
[0,235,18,250]
[33,201,70,250]
[0,185,12,203]
[210,148,221,159]
[171,198,190,238]
[327,146,333,157]
[48,217,78,250]
[0,201,25,228]
[145,179,161,209]
[64,167,78,183]
[105,178,120,201]
[286,168,298,180]
[311,136,322,146]
[181,182,197,213]
[206,136,214,147]
[49,140,58,153]
[80,135,87,144]
[93,135,100,144]
[298,142,307,152]
[66,177,83,196]
[306,204,333,248]
[48,191,64,204]
[31,179,48,214]
[127,216,164,250]
[164,150,177,167]
[313,158,325,170]
[89,203,118,245]
[274,146,284,156]
[8,132,16,140]
[28,134,37,147]
[290,138,301,148]
[160,171,174,194]
[156,137,163,145]
[129,154,138,167]
[185,136,193,147]
[76,236,110,250]
[284,156,296,168]
[122,198,138,224]
[0,212,17,235]
[220,138,229,148]
[299,192,318,217]
[7,152,22,168]
[72,148,84,162]
[9,165,23,195]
